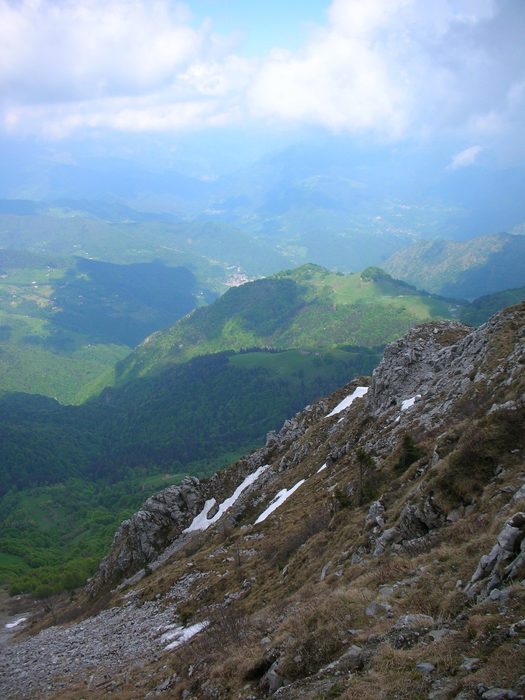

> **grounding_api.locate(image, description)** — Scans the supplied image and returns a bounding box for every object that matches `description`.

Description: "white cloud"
[448,145,483,170]
[248,0,522,137]
[0,0,248,135]
[248,24,408,136]
[0,0,524,141]
[0,1,202,101]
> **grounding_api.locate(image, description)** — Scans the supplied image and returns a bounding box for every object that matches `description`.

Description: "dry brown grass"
[469,642,525,690]
[271,586,374,680]
[341,636,464,700]
[357,555,414,588]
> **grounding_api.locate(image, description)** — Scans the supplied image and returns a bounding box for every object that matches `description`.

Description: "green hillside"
[117,264,463,382]
[460,286,525,326]
[384,232,525,299]
[0,344,380,595]
[0,252,213,402]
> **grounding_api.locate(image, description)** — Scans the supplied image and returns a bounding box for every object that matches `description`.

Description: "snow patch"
[317,463,327,473]
[327,386,368,417]
[255,479,306,524]
[184,499,217,533]
[5,617,27,629]
[162,621,209,651]
[401,394,421,411]
[184,465,269,533]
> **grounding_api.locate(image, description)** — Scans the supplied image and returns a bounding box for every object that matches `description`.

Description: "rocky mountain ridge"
[1,302,524,700]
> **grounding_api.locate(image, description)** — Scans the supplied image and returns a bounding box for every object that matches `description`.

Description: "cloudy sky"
[0,0,524,179]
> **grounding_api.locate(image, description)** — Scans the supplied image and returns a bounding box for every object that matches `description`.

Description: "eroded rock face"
[367,305,525,432]
[88,476,207,595]
[398,497,445,540]
[367,321,470,417]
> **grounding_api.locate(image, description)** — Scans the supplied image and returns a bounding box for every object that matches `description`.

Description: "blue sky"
[188,0,328,55]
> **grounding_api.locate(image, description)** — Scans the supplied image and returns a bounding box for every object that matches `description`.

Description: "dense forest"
[0,345,380,595]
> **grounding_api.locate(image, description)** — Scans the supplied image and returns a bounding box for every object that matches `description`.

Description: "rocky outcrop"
[368,321,470,417]
[88,391,335,595]
[398,496,445,540]
[466,511,525,600]
[88,476,207,594]
[367,303,525,432]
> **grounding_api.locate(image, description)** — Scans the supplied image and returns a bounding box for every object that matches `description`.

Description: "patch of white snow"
[326,386,368,417]
[184,465,269,532]
[255,479,306,525]
[401,394,421,411]
[5,617,27,629]
[317,463,327,473]
[184,498,217,533]
[163,621,209,651]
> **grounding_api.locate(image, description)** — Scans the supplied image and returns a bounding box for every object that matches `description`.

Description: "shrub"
[394,434,423,473]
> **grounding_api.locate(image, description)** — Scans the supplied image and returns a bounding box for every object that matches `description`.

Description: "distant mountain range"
[3,135,525,248]
[384,232,525,299]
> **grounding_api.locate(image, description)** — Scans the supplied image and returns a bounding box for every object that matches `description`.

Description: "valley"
[0,214,523,601]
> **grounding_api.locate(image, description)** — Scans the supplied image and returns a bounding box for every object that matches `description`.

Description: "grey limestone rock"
[466,512,525,600]
[399,497,445,540]
[461,657,481,672]
[367,321,469,418]
[261,661,289,695]
[481,689,523,700]
[416,662,435,674]
[395,614,435,629]
[366,601,392,618]
[366,499,385,528]
[372,527,402,557]
[320,645,365,673]
[88,476,207,594]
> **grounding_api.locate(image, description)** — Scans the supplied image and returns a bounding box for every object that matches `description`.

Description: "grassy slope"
[460,286,525,326]
[0,311,128,403]
[0,202,292,403]
[117,264,462,382]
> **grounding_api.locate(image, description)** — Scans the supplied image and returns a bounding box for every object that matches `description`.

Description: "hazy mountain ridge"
[384,232,525,299]
[3,301,523,699]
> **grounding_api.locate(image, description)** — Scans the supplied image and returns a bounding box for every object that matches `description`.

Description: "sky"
[0,0,524,183]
